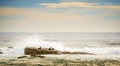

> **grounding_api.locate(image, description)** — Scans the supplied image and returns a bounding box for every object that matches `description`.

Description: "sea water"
[0,32,120,57]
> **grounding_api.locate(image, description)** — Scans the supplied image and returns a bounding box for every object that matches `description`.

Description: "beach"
[0,54,120,66]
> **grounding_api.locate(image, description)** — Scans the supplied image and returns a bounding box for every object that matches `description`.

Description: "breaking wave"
[0,35,120,57]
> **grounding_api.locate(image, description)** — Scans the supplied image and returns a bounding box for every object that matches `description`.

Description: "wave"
[0,35,120,57]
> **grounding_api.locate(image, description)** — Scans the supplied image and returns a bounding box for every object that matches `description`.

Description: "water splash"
[1,35,120,57]
[1,35,67,57]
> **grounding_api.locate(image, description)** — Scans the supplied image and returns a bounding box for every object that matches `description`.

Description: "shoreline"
[0,54,120,66]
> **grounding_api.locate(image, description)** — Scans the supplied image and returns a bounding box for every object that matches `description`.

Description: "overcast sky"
[0,0,120,32]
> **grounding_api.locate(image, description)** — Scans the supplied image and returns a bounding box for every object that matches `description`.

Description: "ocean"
[0,32,120,57]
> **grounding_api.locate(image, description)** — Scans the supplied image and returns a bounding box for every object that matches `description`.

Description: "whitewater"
[0,32,120,57]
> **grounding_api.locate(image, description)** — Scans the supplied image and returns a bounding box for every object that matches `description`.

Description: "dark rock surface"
[0,49,3,54]
[24,47,94,56]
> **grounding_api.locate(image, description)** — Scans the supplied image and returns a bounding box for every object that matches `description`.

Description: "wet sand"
[0,54,120,66]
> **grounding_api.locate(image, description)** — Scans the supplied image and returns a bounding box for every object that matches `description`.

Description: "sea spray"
[1,35,74,57]
[77,47,120,55]
[0,34,120,57]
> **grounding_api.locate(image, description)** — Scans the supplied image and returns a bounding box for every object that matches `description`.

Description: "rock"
[62,51,95,55]
[36,55,45,58]
[18,56,28,59]
[48,47,55,50]
[8,46,14,49]
[0,52,3,54]
[24,47,61,55]
[24,47,95,56]
[0,50,3,54]
[38,47,42,50]
[25,47,38,56]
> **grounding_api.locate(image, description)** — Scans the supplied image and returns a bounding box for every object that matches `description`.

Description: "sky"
[0,0,120,32]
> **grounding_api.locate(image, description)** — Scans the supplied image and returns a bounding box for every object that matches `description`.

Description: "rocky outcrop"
[0,49,3,54]
[24,47,94,56]
[8,47,14,49]
[62,51,94,55]
[18,56,28,59]
[25,47,62,55]
[0,52,3,54]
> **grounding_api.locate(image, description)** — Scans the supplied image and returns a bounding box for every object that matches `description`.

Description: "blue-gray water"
[0,32,120,56]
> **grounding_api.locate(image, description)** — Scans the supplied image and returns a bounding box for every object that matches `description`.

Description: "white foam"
[1,35,120,57]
